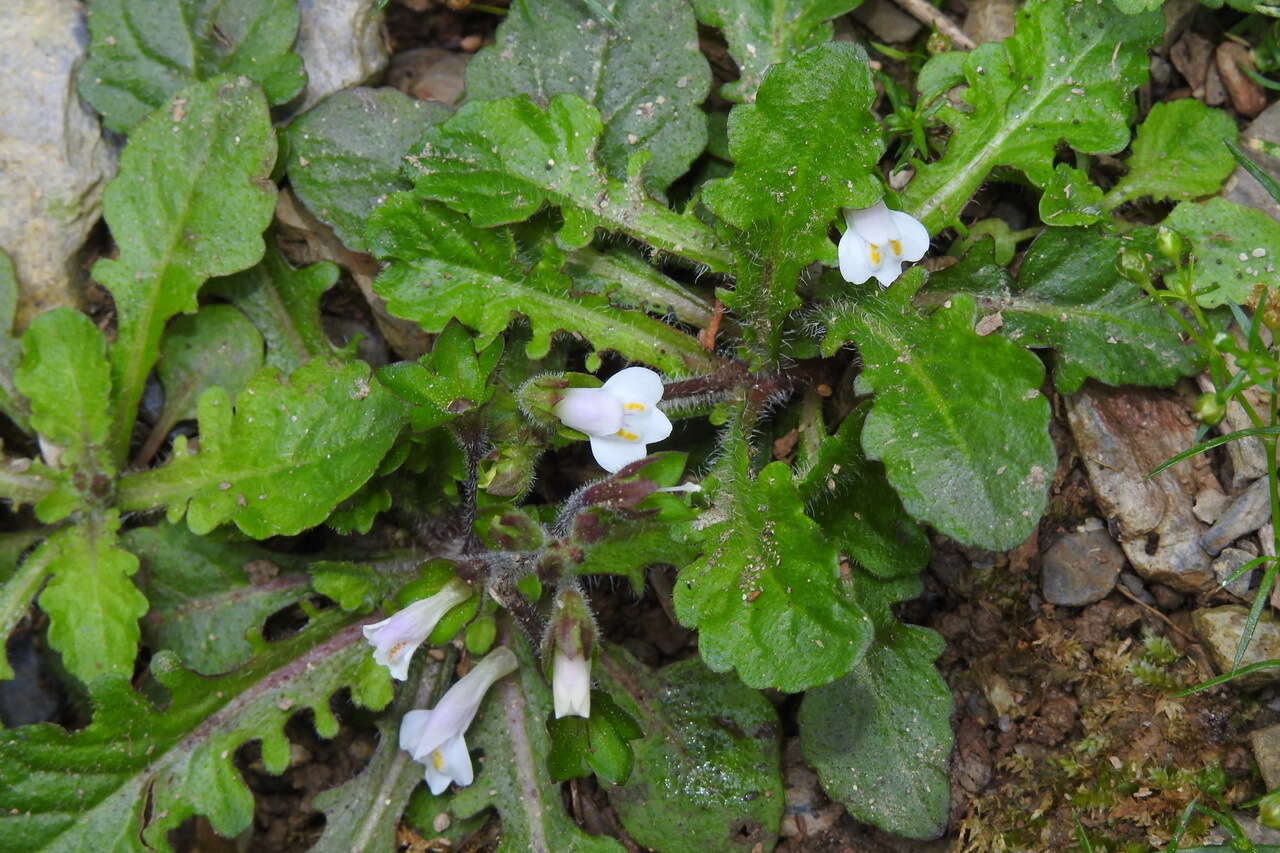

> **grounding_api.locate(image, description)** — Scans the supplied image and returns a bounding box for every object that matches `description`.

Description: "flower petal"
[642,407,673,444]
[872,259,907,288]
[423,758,454,795]
[889,210,930,261]
[400,709,433,753]
[838,228,875,285]
[438,733,474,787]
[554,388,623,437]
[407,647,518,761]
[845,201,898,245]
[601,366,664,407]
[589,435,648,473]
[553,651,592,719]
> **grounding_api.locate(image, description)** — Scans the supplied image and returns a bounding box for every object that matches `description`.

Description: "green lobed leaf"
[1039,164,1107,227]
[1105,99,1238,208]
[702,42,883,359]
[799,402,931,578]
[94,76,277,465]
[819,276,1055,550]
[37,514,148,684]
[368,188,721,375]
[0,616,391,851]
[206,240,340,372]
[124,523,309,675]
[673,447,873,692]
[285,87,452,253]
[116,359,407,539]
[0,250,29,431]
[799,574,953,840]
[691,0,862,102]
[467,0,711,192]
[902,0,1162,231]
[929,229,1200,393]
[146,305,265,464]
[377,321,503,430]
[400,94,732,271]
[79,0,306,135]
[448,633,625,853]
[14,308,114,475]
[597,645,784,852]
[1163,197,1280,308]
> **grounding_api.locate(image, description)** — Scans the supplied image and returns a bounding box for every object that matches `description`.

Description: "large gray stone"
[294,0,389,112]
[0,0,114,327]
[1066,384,1215,593]
[1042,518,1125,607]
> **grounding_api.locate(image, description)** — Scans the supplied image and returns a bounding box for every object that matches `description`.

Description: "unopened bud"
[1261,790,1280,829]
[1193,392,1226,426]
[1117,248,1151,286]
[1155,226,1185,266]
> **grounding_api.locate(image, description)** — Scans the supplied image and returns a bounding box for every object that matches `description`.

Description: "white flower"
[837,200,930,287]
[362,578,472,680]
[400,647,519,794]
[552,647,591,719]
[553,366,673,473]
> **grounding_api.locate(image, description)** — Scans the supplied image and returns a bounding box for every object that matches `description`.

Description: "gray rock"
[1120,571,1157,606]
[1214,546,1258,599]
[388,48,469,106]
[1203,478,1271,556]
[963,0,1015,46]
[1066,385,1215,593]
[0,0,114,327]
[1192,605,1280,686]
[1042,518,1125,607]
[1225,99,1280,221]
[1193,485,1230,525]
[294,0,389,112]
[1251,722,1280,791]
[852,0,922,44]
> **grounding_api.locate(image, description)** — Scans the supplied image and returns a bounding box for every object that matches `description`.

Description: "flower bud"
[543,587,597,719]
[1155,226,1185,266]
[1117,248,1151,287]
[1194,392,1226,426]
[1261,790,1280,829]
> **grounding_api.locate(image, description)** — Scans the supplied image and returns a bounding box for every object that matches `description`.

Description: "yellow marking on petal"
[623,402,646,411]
[388,641,407,660]
[616,429,640,441]
[890,239,902,255]
[868,244,881,265]
[432,749,445,770]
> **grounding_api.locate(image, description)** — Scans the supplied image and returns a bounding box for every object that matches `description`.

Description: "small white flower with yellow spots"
[552,366,673,473]
[400,647,518,795]
[362,578,472,681]
[837,200,930,288]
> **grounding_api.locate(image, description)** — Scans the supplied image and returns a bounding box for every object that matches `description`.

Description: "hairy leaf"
[902,0,1162,231]
[702,42,883,358]
[207,241,339,372]
[929,229,1199,392]
[799,403,931,578]
[691,0,862,102]
[116,359,407,539]
[673,448,873,692]
[285,87,451,253]
[14,308,113,475]
[94,76,277,464]
[37,514,148,684]
[799,574,953,840]
[1106,99,1238,208]
[467,0,710,191]
[0,618,390,851]
[402,94,731,271]
[124,523,309,675]
[597,646,784,852]
[1163,197,1280,308]
[449,635,625,853]
[820,276,1054,550]
[369,188,721,374]
[0,539,54,681]
[79,0,305,134]
[1039,164,1107,227]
